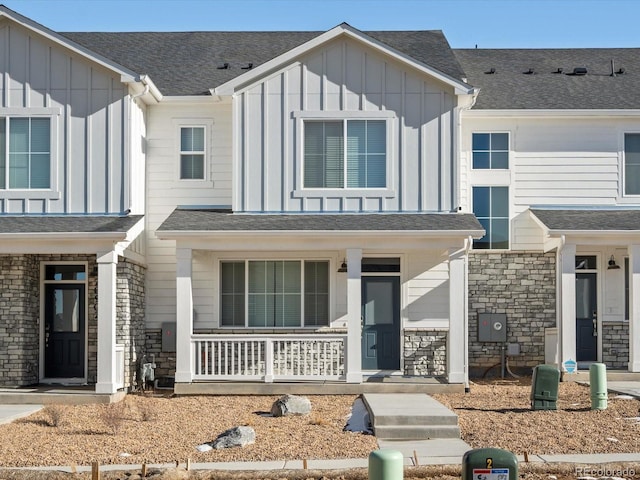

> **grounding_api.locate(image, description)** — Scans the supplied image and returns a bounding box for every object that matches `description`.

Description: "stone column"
[629,244,640,372]
[559,243,577,370]
[345,248,363,383]
[96,250,118,394]
[175,248,194,383]
[448,248,467,384]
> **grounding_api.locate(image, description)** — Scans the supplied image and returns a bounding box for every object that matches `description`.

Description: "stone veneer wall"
[0,255,40,386]
[145,329,176,379]
[116,259,146,388]
[468,251,556,376]
[403,329,447,376]
[601,322,629,369]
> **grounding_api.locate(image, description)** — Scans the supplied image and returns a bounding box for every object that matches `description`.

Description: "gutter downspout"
[464,235,473,392]
[453,88,479,212]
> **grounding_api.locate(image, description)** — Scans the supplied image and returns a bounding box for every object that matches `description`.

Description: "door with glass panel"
[43,265,86,379]
[576,272,598,363]
[361,276,400,370]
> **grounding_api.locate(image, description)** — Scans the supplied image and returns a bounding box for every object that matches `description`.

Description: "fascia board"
[212,24,473,96]
[463,109,640,118]
[156,229,485,240]
[0,231,126,240]
[546,229,640,237]
[0,6,139,82]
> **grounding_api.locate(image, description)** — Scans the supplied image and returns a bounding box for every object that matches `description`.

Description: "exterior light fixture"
[608,255,620,270]
[337,259,348,273]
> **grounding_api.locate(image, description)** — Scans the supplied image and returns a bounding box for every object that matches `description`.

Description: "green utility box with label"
[530,364,560,410]
[462,448,518,480]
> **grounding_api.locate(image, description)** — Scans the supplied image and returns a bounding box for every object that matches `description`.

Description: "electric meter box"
[162,322,177,352]
[530,364,560,410]
[478,313,507,342]
[462,447,518,480]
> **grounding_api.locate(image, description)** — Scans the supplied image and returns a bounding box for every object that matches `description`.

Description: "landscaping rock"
[211,426,256,449]
[270,394,312,417]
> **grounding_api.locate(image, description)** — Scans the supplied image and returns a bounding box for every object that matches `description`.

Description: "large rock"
[270,394,312,417]
[211,426,255,449]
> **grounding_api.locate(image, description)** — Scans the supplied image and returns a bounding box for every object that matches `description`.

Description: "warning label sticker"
[472,468,509,480]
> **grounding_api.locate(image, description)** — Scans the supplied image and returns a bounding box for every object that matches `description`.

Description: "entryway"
[576,272,597,363]
[361,276,400,370]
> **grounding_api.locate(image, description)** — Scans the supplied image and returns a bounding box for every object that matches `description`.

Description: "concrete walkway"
[0,404,42,425]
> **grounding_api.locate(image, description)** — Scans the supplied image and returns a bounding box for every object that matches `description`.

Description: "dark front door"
[576,273,597,362]
[44,284,85,378]
[361,276,400,370]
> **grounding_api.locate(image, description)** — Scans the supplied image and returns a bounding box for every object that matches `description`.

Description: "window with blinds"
[304,119,386,188]
[0,117,51,189]
[220,260,329,327]
[180,126,205,180]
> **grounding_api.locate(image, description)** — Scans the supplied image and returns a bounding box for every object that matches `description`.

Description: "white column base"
[95,382,118,395]
[96,251,118,395]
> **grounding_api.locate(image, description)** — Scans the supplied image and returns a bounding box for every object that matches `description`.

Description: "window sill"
[0,189,60,200]
[292,188,396,199]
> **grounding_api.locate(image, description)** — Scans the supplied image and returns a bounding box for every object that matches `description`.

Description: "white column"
[95,250,118,394]
[629,244,640,372]
[345,248,363,383]
[175,248,194,383]
[448,248,467,384]
[559,243,577,370]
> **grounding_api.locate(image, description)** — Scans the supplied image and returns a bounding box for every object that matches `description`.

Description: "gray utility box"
[162,322,177,352]
[478,313,507,342]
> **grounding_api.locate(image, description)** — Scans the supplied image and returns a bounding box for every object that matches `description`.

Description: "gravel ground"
[0,379,638,476]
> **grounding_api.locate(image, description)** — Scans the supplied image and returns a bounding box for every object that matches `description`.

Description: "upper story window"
[180,126,205,180]
[472,132,509,169]
[220,260,329,328]
[624,133,640,195]
[0,117,51,189]
[304,120,386,189]
[473,186,509,249]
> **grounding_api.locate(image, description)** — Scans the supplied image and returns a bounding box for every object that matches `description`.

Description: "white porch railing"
[192,334,347,382]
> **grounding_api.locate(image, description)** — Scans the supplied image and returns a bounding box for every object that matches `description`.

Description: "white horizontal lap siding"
[237,37,457,213]
[405,252,450,328]
[144,102,232,328]
[1,21,129,214]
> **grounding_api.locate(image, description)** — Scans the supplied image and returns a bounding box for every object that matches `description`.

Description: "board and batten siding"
[0,19,133,214]
[145,101,232,327]
[235,37,458,213]
[461,117,639,251]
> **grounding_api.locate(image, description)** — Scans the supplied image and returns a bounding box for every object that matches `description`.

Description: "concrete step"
[373,424,461,440]
[371,412,459,426]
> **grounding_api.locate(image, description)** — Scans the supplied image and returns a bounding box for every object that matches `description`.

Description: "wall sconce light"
[608,255,620,270]
[337,259,348,273]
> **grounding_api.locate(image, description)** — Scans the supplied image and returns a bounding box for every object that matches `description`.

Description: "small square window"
[180,127,205,180]
[472,133,509,169]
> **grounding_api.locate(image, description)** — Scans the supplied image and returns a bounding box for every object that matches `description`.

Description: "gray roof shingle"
[158,209,483,233]
[531,209,640,231]
[62,29,465,96]
[0,215,143,234]
[454,48,640,109]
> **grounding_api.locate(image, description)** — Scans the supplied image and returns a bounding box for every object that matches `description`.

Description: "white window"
[179,126,205,180]
[0,117,51,189]
[624,133,640,195]
[304,120,386,189]
[473,186,509,249]
[220,260,329,328]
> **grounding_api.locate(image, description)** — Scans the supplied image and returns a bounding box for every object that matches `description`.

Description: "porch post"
[448,248,467,384]
[95,250,118,394]
[559,243,577,370]
[175,248,194,383]
[345,248,363,383]
[628,244,640,372]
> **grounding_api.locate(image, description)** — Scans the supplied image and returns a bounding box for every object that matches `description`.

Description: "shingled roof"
[0,215,143,235]
[454,48,640,109]
[530,209,640,232]
[62,29,466,96]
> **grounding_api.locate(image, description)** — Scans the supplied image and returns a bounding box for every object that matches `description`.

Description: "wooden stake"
[141,463,147,478]
[303,459,308,469]
[524,451,529,463]
[413,450,419,466]
[186,458,191,471]
[91,461,100,480]
[69,464,77,474]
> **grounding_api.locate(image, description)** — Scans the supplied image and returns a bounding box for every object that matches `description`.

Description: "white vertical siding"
[405,251,450,328]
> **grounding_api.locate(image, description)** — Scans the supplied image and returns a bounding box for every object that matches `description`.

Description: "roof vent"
[524,68,535,74]
[241,63,254,70]
[554,68,563,74]
[218,63,230,70]
[617,67,625,75]
[572,67,588,75]
[485,67,496,74]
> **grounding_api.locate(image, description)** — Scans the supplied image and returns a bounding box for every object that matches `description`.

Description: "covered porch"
[531,208,640,373]
[156,209,483,391]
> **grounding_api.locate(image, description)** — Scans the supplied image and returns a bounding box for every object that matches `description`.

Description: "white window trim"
[471,185,511,251]
[619,131,640,201]
[471,131,510,170]
[39,261,89,384]
[173,119,213,186]
[218,258,332,329]
[292,111,396,198]
[0,108,61,199]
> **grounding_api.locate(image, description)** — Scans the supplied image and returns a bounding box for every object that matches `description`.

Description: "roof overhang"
[463,109,640,118]
[211,23,475,97]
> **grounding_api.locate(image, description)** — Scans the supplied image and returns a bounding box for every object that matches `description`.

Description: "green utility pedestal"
[589,363,608,410]
[530,364,560,410]
[369,449,403,480]
[462,448,518,480]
